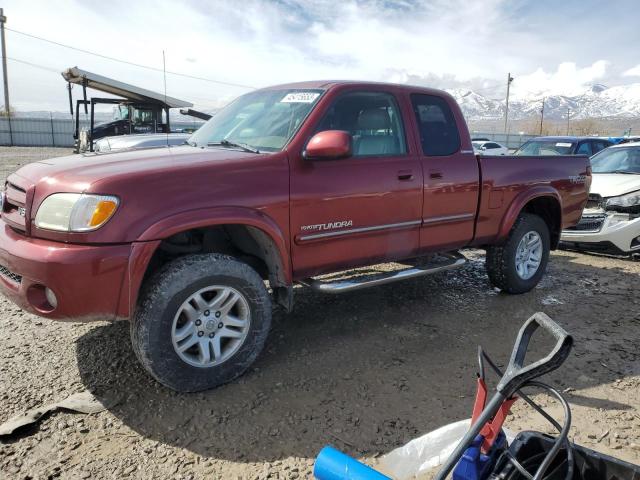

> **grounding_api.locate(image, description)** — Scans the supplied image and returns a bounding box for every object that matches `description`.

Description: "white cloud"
[623,65,640,77]
[510,61,609,99]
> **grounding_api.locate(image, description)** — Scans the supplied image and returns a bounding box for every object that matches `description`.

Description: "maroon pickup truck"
[0,81,590,391]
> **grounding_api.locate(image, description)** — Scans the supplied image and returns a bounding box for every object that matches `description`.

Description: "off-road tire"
[486,213,550,294]
[131,254,271,392]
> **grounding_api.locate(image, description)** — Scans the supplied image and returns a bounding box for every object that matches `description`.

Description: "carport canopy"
[62,66,193,109]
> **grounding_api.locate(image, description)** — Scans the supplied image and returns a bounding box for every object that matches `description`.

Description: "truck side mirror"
[303,130,352,160]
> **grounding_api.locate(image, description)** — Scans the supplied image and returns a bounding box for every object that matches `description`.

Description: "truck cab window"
[316,91,407,157]
[411,94,460,156]
[576,142,592,156]
[133,109,153,125]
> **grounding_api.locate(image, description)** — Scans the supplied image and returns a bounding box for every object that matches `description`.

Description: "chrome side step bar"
[299,252,466,294]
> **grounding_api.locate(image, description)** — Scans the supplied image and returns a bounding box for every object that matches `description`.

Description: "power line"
[7,56,59,73]
[5,27,257,90]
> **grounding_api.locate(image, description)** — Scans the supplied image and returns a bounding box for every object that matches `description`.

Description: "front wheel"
[486,213,550,294]
[131,254,272,392]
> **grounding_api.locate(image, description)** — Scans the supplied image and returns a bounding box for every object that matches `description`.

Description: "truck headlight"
[605,190,640,213]
[35,193,119,232]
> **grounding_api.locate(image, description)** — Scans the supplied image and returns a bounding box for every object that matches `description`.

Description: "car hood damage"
[590,173,640,198]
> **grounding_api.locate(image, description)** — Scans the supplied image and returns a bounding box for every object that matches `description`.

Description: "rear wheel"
[486,213,550,294]
[131,254,271,392]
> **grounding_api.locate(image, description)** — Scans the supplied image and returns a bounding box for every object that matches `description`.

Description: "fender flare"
[118,207,291,319]
[497,186,563,242]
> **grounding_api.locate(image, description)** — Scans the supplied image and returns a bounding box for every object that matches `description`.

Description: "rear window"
[411,94,460,156]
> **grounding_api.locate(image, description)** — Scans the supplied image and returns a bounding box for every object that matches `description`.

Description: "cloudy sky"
[3,0,640,112]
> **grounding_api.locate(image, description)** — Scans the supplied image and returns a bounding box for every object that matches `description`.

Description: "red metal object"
[304,130,352,159]
[471,378,489,425]
[0,80,591,322]
[470,377,518,454]
[0,223,130,321]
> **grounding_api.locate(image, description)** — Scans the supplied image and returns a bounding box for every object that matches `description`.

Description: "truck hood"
[590,173,640,198]
[11,144,285,243]
[15,145,260,187]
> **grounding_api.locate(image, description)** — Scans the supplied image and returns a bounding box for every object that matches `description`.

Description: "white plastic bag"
[378,419,514,480]
[379,419,471,479]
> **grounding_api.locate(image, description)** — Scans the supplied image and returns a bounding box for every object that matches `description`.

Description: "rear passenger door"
[409,93,480,252]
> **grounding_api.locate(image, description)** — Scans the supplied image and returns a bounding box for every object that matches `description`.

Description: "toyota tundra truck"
[0,81,591,392]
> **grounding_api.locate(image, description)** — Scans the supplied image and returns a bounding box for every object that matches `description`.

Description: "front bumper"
[561,211,640,253]
[0,223,131,321]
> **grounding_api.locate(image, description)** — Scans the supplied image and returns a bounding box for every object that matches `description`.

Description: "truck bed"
[473,154,591,246]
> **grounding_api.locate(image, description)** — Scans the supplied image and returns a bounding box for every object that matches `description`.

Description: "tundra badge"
[301,220,353,232]
[568,175,587,184]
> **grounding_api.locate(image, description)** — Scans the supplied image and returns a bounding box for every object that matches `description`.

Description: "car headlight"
[605,190,640,212]
[35,193,119,232]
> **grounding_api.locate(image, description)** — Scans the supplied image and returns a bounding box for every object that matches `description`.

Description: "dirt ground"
[0,148,639,479]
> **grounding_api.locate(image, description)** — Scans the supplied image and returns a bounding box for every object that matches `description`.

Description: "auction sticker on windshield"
[556,142,573,147]
[280,92,320,103]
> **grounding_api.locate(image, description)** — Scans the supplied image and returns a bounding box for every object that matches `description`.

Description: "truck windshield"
[514,140,575,156]
[188,89,324,152]
[590,146,640,174]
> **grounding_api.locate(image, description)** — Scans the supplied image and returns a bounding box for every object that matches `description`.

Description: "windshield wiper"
[207,139,260,154]
[597,170,640,175]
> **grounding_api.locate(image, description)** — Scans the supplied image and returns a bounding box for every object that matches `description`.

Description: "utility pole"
[539,97,545,135]
[0,8,9,116]
[503,72,514,134]
[566,107,570,135]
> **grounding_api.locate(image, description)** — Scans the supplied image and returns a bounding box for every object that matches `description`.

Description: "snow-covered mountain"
[447,83,640,121]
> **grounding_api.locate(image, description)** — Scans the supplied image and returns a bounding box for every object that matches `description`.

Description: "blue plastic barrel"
[314,445,391,480]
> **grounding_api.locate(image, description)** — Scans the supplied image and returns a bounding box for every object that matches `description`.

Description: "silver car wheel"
[515,231,543,280]
[171,286,251,368]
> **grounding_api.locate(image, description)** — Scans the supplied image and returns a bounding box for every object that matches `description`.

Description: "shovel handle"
[496,312,573,398]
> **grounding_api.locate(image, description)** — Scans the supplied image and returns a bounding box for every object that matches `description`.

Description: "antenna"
[163,50,168,147]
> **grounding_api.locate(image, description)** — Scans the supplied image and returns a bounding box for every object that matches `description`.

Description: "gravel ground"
[0,148,639,479]
[0,146,74,183]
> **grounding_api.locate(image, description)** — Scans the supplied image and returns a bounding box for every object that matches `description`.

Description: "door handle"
[429,170,443,179]
[397,170,414,181]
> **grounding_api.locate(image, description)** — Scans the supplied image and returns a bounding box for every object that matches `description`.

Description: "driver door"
[289,89,423,278]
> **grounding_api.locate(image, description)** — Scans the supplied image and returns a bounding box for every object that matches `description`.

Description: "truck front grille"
[0,264,22,284]
[3,177,30,233]
[566,214,606,233]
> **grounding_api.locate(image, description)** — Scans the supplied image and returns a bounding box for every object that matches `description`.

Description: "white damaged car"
[561,142,640,254]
